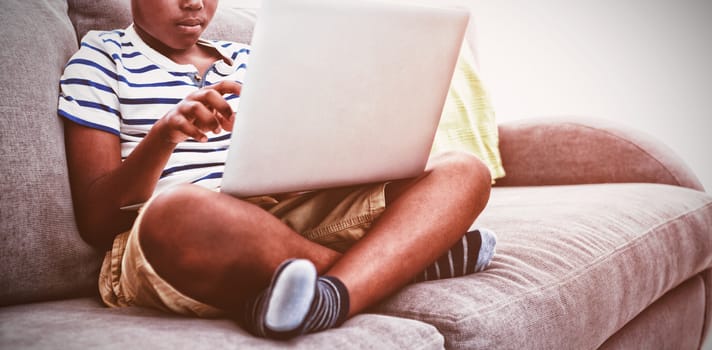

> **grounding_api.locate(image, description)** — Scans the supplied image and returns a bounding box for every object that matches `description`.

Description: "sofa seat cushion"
[374,183,712,349]
[0,298,443,349]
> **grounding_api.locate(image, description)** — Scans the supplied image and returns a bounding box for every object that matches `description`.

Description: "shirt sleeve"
[58,30,122,136]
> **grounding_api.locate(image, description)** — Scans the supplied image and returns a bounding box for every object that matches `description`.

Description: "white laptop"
[221,0,470,197]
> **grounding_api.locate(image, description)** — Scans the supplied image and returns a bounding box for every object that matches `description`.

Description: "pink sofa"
[1,0,710,348]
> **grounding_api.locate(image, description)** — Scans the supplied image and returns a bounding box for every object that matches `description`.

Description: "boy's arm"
[64,119,173,249]
[64,81,241,249]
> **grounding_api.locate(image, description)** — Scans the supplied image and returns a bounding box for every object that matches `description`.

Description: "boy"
[59,0,496,340]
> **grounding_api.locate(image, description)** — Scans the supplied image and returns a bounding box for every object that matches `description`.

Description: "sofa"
[1,0,711,349]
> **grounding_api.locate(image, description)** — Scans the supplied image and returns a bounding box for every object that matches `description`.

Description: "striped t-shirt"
[58,25,249,194]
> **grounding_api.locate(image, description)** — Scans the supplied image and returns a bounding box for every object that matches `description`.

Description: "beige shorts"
[98,183,387,317]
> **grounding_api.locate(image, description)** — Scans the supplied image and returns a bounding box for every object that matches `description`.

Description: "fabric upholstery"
[67,0,131,39]
[374,183,712,349]
[0,297,444,349]
[495,117,705,191]
[703,268,712,348]
[2,0,711,348]
[599,275,706,350]
[0,0,101,305]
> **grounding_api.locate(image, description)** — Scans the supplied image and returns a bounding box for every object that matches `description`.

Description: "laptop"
[221,0,470,198]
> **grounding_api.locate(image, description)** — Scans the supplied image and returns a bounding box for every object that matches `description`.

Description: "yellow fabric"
[432,45,505,181]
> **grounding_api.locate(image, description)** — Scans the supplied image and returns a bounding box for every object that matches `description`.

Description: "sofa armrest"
[493,117,705,191]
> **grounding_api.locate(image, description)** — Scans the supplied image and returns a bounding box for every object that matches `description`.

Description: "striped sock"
[414,228,497,283]
[242,259,349,340]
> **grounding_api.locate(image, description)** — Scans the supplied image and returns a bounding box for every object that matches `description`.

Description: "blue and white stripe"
[58,25,250,193]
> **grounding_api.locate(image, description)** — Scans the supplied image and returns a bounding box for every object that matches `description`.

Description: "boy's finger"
[216,111,235,132]
[209,105,234,132]
[207,80,242,96]
[178,100,220,132]
[176,118,208,142]
[197,89,234,122]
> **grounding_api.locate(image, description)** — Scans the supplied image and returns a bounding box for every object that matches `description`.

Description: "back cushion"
[0,0,101,305]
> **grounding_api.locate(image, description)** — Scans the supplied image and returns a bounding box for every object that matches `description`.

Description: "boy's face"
[132,0,218,51]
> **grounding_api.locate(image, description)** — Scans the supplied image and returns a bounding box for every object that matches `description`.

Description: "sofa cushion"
[0,0,102,305]
[374,183,712,349]
[68,0,258,44]
[0,297,444,349]
[494,118,705,191]
[599,274,706,350]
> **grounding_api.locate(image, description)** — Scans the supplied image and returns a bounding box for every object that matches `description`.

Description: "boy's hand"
[157,80,242,144]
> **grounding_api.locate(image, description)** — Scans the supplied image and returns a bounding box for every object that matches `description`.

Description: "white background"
[467,0,711,192]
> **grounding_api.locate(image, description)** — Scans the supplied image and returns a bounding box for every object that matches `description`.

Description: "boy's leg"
[137,150,490,321]
[324,151,492,316]
[244,151,492,337]
[137,185,343,313]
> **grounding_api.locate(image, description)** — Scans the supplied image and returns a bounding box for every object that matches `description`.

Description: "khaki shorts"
[98,183,387,317]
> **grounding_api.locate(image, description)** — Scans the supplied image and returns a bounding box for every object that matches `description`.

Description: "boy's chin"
[169,36,204,50]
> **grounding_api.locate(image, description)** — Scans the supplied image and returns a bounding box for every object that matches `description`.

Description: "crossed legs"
[138,151,492,323]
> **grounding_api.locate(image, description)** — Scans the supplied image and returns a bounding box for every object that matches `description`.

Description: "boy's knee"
[152,183,213,206]
[142,184,199,225]
[432,151,492,187]
[138,184,212,256]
